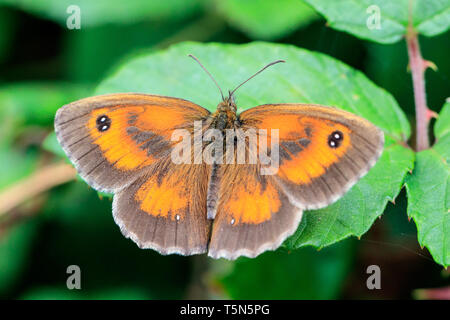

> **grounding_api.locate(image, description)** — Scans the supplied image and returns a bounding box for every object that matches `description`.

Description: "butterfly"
[54,55,384,260]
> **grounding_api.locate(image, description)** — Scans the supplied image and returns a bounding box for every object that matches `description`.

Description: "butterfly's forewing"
[55,93,210,193]
[55,93,212,254]
[239,104,384,210]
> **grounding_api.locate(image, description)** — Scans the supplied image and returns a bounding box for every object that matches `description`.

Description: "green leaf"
[405,102,450,267]
[0,0,204,26]
[219,240,354,299]
[305,0,450,44]
[215,0,318,40]
[96,41,413,252]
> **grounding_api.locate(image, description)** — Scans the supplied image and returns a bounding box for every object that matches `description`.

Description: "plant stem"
[0,162,76,216]
[406,26,430,151]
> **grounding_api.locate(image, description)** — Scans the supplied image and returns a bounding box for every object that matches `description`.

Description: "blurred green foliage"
[0,0,449,300]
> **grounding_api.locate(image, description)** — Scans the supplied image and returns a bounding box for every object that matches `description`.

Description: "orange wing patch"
[135,105,191,136]
[224,180,281,224]
[242,110,352,185]
[87,107,158,170]
[255,114,305,141]
[218,165,282,225]
[135,173,188,221]
[86,104,202,171]
[278,117,351,184]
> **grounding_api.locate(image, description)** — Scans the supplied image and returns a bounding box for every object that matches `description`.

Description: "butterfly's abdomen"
[206,162,221,220]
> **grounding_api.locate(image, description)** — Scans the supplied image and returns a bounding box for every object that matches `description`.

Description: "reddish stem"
[406,26,430,151]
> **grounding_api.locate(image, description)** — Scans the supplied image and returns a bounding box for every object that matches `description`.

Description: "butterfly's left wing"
[208,104,384,259]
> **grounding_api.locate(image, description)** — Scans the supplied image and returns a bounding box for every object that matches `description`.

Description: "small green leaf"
[215,0,318,40]
[405,102,450,268]
[305,0,450,44]
[96,41,413,252]
[0,0,205,26]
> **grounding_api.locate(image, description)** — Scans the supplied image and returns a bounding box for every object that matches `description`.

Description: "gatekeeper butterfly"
[54,56,384,260]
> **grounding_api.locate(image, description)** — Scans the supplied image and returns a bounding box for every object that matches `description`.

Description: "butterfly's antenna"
[188,54,225,101]
[229,60,285,97]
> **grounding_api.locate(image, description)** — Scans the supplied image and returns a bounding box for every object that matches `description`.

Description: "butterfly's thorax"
[211,98,238,130]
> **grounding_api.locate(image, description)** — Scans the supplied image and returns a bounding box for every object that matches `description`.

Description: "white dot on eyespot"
[330,141,336,147]
[334,133,341,139]
[102,125,108,130]
[230,218,235,225]
[176,214,180,221]
[100,117,106,122]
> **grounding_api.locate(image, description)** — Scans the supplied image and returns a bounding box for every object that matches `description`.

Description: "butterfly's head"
[217,92,237,113]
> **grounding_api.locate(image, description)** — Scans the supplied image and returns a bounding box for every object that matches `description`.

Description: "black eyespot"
[96,115,111,132]
[328,130,343,148]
